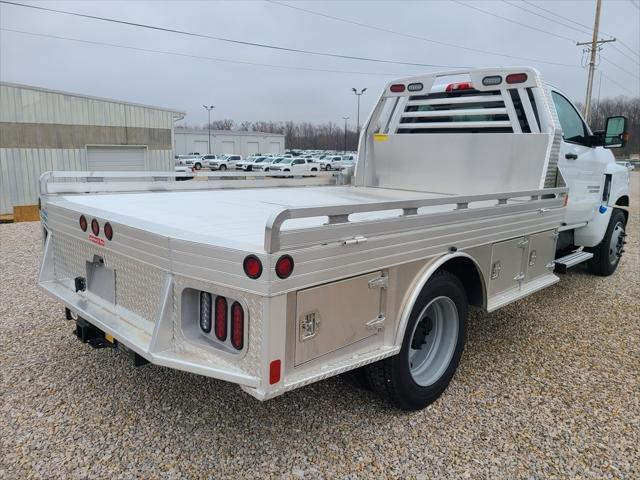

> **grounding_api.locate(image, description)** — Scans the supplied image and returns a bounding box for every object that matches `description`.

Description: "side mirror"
[604,116,628,148]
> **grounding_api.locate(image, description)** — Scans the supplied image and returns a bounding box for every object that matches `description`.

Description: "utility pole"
[202,105,215,153]
[576,0,615,122]
[351,88,367,144]
[342,116,349,155]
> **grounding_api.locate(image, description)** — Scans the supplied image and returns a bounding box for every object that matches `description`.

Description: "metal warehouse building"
[174,128,285,156]
[0,82,184,221]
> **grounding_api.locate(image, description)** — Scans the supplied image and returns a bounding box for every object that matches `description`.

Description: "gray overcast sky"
[1,0,638,127]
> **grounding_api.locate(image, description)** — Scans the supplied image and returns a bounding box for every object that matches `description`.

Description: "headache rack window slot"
[397,90,512,134]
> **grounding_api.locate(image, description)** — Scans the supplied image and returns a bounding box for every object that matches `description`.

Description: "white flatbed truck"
[38,68,630,410]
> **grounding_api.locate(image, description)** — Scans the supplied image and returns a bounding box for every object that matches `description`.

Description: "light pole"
[202,105,215,153]
[352,87,367,143]
[342,116,349,155]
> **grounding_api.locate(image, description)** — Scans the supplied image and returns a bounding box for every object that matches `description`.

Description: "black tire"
[326,165,332,171]
[365,271,468,411]
[311,168,318,172]
[219,164,227,171]
[585,208,627,276]
[194,163,202,170]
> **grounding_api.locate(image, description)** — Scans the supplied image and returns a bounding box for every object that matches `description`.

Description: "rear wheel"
[365,271,467,411]
[326,165,332,171]
[219,164,227,171]
[194,163,202,170]
[586,208,627,276]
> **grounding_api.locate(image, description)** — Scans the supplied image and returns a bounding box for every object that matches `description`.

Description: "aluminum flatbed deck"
[52,185,455,251]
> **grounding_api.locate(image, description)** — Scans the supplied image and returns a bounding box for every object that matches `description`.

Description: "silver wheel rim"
[408,296,459,387]
[609,221,624,265]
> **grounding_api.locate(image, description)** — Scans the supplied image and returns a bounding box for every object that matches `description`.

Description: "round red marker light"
[104,222,113,241]
[91,219,100,236]
[243,255,263,279]
[275,255,294,279]
[79,215,88,232]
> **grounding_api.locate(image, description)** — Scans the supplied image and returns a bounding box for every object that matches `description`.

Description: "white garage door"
[87,146,147,171]
[246,142,260,155]
[193,141,208,155]
[269,142,281,154]
[221,141,235,154]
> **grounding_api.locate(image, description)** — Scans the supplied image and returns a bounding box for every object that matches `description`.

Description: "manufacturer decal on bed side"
[89,234,105,246]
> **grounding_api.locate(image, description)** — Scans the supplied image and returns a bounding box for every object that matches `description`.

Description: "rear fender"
[394,252,486,347]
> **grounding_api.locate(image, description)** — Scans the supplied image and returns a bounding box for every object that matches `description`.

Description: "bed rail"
[39,170,343,195]
[264,187,567,253]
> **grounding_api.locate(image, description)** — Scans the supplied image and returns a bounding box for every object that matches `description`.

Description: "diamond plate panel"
[51,232,165,322]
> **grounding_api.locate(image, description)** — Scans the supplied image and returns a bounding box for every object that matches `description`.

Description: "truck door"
[551,90,602,226]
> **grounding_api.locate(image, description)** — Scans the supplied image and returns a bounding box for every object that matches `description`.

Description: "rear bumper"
[38,233,260,388]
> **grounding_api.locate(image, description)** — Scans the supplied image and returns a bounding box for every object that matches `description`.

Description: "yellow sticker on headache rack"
[373,133,389,142]
[104,333,115,344]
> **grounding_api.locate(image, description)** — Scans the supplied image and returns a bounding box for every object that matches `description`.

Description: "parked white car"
[319,155,344,170]
[236,156,267,171]
[269,158,320,174]
[209,155,242,171]
[253,157,285,172]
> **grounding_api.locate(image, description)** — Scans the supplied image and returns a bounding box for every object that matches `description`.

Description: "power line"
[600,70,639,96]
[502,0,592,37]
[266,0,580,68]
[0,1,466,69]
[521,0,639,60]
[609,44,640,66]
[600,56,640,79]
[451,0,577,42]
[522,0,611,37]
[0,28,412,77]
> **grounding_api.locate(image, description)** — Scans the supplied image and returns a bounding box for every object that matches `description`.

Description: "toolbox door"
[489,237,527,296]
[294,272,384,366]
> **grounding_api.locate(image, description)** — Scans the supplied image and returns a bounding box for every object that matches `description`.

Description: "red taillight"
[91,218,100,236]
[445,82,474,92]
[79,215,87,232]
[243,255,263,279]
[269,359,281,385]
[275,255,294,279]
[506,73,528,84]
[230,302,244,350]
[104,222,113,241]
[390,84,405,93]
[214,296,227,341]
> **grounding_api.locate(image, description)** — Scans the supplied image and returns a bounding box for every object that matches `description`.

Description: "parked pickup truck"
[269,157,320,174]
[38,68,630,411]
[208,154,242,171]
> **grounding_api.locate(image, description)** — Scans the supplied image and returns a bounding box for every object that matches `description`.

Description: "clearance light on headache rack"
[79,215,88,232]
[390,84,405,93]
[91,218,100,236]
[506,73,528,84]
[482,75,502,86]
[407,82,423,92]
[445,82,474,92]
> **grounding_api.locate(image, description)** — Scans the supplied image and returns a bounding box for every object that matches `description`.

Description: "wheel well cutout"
[437,257,484,308]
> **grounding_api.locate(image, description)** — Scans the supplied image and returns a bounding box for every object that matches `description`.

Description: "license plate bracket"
[86,255,116,304]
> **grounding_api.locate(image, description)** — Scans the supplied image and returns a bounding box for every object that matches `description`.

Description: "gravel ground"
[1,174,639,479]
